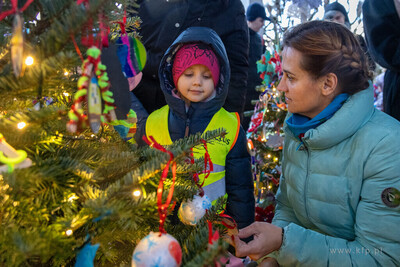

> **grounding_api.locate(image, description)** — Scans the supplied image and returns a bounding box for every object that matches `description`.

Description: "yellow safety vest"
[146,105,240,205]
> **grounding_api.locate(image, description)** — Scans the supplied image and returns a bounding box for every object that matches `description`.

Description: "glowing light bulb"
[17,122,26,129]
[267,154,271,158]
[65,229,73,236]
[64,71,69,76]
[268,185,272,189]
[247,139,254,150]
[68,194,78,202]
[63,92,69,97]
[274,157,279,162]
[25,56,34,66]
[133,189,141,197]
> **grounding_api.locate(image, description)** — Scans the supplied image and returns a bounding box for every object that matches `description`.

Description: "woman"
[234,21,400,266]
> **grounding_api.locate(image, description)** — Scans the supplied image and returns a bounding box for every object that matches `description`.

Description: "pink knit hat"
[172,43,220,87]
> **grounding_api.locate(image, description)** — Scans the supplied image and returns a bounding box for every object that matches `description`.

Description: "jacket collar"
[284,85,375,149]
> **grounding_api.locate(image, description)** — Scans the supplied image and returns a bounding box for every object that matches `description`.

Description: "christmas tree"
[0,1,230,265]
[245,46,287,223]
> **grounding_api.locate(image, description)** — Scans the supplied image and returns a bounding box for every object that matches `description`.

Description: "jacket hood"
[158,26,230,119]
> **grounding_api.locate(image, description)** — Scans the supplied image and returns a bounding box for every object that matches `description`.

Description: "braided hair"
[282,20,372,95]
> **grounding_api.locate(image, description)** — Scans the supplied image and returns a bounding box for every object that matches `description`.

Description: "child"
[132,26,254,230]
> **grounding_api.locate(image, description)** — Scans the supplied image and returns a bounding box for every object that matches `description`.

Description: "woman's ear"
[321,73,338,96]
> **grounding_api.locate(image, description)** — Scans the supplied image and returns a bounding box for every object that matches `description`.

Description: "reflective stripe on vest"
[146,105,240,204]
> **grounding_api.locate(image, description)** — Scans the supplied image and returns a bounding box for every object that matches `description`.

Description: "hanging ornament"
[115,14,147,91]
[132,232,182,267]
[116,35,147,79]
[178,139,214,225]
[217,212,238,246]
[75,242,100,267]
[11,13,24,77]
[108,109,137,143]
[132,137,181,267]
[0,133,32,173]
[67,47,117,133]
[178,194,212,226]
[0,0,34,77]
[87,75,102,133]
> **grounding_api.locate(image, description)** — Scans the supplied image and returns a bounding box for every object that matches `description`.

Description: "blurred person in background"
[323,1,376,72]
[242,2,270,130]
[363,0,400,121]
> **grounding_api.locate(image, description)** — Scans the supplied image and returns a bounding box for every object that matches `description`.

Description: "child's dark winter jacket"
[132,27,255,229]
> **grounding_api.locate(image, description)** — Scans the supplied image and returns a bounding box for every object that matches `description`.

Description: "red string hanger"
[143,136,177,235]
[131,136,182,267]
[73,0,110,56]
[191,139,213,196]
[0,0,34,21]
[176,139,214,226]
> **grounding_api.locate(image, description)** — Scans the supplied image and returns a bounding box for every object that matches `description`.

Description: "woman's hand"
[233,222,283,261]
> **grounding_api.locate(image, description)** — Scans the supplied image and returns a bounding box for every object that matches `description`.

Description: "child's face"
[176,64,215,103]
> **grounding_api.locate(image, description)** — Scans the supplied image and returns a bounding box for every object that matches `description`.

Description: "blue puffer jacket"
[272,87,400,266]
[132,27,255,229]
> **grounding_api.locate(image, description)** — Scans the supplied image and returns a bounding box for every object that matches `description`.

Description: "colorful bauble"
[178,195,212,226]
[116,36,147,79]
[132,232,182,267]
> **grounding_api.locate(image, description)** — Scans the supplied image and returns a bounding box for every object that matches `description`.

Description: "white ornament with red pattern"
[131,232,182,267]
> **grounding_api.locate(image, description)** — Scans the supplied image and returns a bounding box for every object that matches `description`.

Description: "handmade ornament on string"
[217,212,238,247]
[11,12,24,77]
[132,232,182,267]
[67,47,117,134]
[75,241,99,267]
[132,136,182,267]
[0,133,32,173]
[74,211,111,267]
[0,0,34,77]
[178,194,212,226]
[178,140,213,225]
[108,109,137,143]
[115,16,147,91]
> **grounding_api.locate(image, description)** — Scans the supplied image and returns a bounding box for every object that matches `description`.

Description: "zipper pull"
[185,118,190,137]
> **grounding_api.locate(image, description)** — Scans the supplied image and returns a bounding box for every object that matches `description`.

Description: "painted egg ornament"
[132,232,182,267]
[178,195,212,226]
